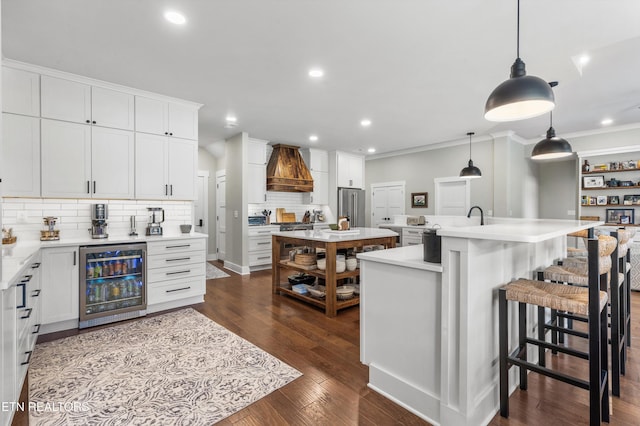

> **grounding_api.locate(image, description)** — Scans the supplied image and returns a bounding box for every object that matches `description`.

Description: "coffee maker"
[90,204,109,239]
[146,207,165,236]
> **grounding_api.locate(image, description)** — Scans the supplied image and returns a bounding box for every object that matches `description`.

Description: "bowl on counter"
[180,224,192,233]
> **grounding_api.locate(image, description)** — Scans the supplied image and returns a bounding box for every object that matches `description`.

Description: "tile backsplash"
[2,198,193,240]
[248,191,334,223]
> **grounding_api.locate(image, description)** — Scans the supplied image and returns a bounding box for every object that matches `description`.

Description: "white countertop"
[437,218,604,243]
[357,244,443,272]
[271,227,398,242]
[1,232,208,290]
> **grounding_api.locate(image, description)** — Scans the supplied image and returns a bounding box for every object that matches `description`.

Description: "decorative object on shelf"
[620,180,634,187]
[484,0,554,122]
[40,216,60,241]
[588,197,597,205]
[581,196,588,206]
[411,192,429,207]
[1,227,16,245]
[596,196,607,205]
[582,175,605,188]
[592,164,609,171]
[459,132,482,179]
[607,178,619,187]
[623,194,640,205]
[608,195,620,205]
[606,208,635,224]
[582,160,591,172]
[531,82,573,160]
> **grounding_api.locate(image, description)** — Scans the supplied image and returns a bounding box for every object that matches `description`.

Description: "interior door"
[371,182,405,225]
[372,187,389,225]
[194,172,209,236]
[216,171,226,261]
[434,177,470,215]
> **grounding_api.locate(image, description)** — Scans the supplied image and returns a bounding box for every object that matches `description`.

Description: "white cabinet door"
[0,285,17,426]
[91,87,135,130]
[41,75,91,124]
[2,114,41,197]
[336,152,364,188]
[41,247,79,325]
[309,170,329,205]
[247,163,267,203]
[247,139,268,165]
[41,119,92,198]
[135,133,169,199]
[135,96,167,136]
[168,103,198,140]
[2,67,40,116]
[309,148,329,172]
[168,138,197,200]
[91,127,135,199]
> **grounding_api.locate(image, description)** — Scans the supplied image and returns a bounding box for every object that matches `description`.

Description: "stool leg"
[611,274,621,397]
[519,302,527,390]
[626,250,632,346]
[588,239,604,425]
[538,306,546,366]
[499,288,509,418]
[550,309,559,353]
[601,304,610,423]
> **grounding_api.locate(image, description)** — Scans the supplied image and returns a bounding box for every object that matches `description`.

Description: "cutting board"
[276,208,286,222]
[282,213,296,222]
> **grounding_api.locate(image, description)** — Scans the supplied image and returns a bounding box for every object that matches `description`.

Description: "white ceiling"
[3,0,640,156]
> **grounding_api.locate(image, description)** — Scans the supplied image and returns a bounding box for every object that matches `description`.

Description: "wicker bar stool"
[499,238,609,425]
[542,234,623,396]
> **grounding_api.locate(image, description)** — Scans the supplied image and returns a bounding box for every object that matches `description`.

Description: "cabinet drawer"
[148,276,205,305]
[148,251,206,270]
[249,251,272,266]
[248,226,279,237]
[248,236,272,252]
[148,261,205,283]
[403,236,422,246]
[147,238,206,255]
[402,228,424,237]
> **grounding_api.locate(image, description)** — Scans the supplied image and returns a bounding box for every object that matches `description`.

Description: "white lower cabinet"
[248,226,279,268]
[41,247,79,327]
[0,255,42,426]
[147,238,206,310]
[402,227,423,246]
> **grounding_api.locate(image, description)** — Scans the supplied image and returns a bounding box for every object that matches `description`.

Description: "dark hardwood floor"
[14,261,640,425]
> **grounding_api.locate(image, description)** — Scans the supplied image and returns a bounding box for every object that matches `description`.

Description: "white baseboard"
[223,261,250,275]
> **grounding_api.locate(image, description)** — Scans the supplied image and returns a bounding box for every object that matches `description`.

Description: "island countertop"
[357,244,443,272]
[271,227,398,242]
[437,218,604,243]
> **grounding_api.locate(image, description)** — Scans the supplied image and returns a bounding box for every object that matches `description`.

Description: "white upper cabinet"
[336,152,364,189]
[2,67,40,116]
[91,86,135,130]
[41,75,91,124]
[135,134,197,200]
[247,138,268,165]
[303,148,329,172]
[247,139,268,204]
[302,149,329,205]
[41,119,92,198]
[91,126,135,199]
[2,113,41,197]
[135,96,199,140]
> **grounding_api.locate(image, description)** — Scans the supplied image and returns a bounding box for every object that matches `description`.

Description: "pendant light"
[484,0,555,122]
[531,83,573,160]
[460,132,482,179]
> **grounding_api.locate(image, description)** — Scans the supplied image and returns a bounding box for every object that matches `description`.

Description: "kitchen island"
[271,227,397,316]
[357,217,602,426]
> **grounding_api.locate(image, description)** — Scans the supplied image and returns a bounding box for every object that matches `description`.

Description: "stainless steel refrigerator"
[338,187,366,227]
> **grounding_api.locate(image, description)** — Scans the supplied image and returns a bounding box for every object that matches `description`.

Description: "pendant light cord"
[516,0,520,58]
[467,132,474,160]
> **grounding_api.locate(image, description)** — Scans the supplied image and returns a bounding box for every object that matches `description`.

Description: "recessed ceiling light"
[164,10,186,25]
[360,119,372,127]
[309,135,318,142]
[578,54,591,66]
[308,69,324,78]
[367,148,376,153]
[224,115,237,128]
[601,118,613,126]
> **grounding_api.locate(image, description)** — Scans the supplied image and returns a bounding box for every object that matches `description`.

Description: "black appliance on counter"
[423,227,442,264]
[273,222,314,231]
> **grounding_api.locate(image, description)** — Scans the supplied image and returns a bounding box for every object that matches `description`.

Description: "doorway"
[434,177,470,215]
[215,170,226,261]
[370,181,405,226]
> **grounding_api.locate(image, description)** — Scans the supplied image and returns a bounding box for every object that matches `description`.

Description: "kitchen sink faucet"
[467,205,484,225]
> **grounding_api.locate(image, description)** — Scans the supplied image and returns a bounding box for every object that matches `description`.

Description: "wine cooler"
[79,243,147,329]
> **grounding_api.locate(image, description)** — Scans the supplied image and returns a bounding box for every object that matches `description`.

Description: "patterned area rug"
[207,262,230,279]
[29,309,301,425]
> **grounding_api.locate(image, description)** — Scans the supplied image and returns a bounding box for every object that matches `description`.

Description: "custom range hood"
[266,144,313,192]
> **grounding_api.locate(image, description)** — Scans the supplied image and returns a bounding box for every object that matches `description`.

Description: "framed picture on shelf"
[596,195,607,205]
[589,197,597,205]
[623,194,640,205]
[581,195,589,206]
[583,175,605,188]
[608,195,620,205]
[411,192,428,208]
[606,208,635,224]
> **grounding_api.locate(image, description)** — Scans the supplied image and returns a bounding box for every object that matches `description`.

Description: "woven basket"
[295,253,316,265]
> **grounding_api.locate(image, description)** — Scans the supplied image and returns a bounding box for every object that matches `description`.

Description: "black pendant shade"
[484,1,555,122]
[460,132,482,179]
[531,126,573,160]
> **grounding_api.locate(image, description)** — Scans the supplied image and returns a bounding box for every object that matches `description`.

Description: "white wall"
[198,147,217,256]
[224,132,246,268]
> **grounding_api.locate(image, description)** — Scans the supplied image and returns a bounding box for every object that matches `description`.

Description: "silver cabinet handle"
[166,286,191,293]
[166,244,190,249]
[257,242,270,245]
[166,270,190,276]
[257,256,270,260]
[166,257,191,262]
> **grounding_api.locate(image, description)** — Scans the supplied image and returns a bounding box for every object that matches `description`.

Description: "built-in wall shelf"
[583,168,640,175]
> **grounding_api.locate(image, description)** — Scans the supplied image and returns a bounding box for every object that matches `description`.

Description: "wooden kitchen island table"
[271,227,397,317]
